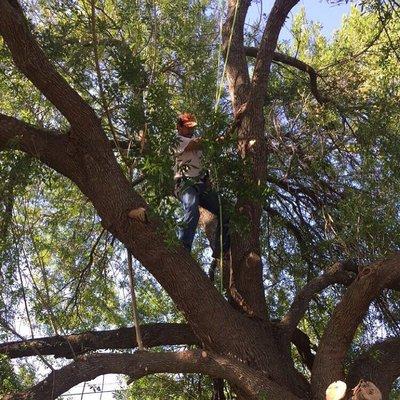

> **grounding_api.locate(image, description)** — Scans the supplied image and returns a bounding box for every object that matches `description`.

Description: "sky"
[51,1,353,399]
[248,0,352,42]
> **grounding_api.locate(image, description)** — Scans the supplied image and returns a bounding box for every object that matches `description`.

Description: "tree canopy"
[0,0,400,399]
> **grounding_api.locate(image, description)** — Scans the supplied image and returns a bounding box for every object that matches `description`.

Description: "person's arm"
[183,137,202,152]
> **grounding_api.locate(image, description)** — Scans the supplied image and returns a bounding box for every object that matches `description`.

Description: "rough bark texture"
[282,261,356,336]
[0,324,198,359]
[347,339,400,399]
[2,351,302,400]
[311,253,400,399]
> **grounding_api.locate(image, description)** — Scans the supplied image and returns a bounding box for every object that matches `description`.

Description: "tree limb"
[282,261,356,336]
[0,323,198,359]
[4,350,302,400]
[0,113,78,181]
[0,0,98,128]
[311,253,400,399]
[1,2,258,358]
[0,322,316,373]
[347,338,400,399]
[247,0,300,111]
[222,0,252,112]
[245,47,329,105]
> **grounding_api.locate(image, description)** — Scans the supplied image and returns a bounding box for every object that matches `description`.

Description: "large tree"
[1,0,400,399]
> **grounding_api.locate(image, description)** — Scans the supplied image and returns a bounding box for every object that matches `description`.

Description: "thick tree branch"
[4,350,302,400]
[0,0,98,128]
[0,113,79,180]
[222,0,252,112]
[0,322,316,373]
[224,0,301,325]
[311,253,400,399]
[0,323,198,359]
[282,261,356,336]
[347,338,400,399]
[245,47,329,105]
[247,0,299,111]
[1,2,260,359]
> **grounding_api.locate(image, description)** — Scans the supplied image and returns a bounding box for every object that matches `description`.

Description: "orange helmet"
[178,113,198,128]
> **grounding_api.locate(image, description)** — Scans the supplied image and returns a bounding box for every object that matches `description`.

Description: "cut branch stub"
[311,253,400,399]
[351,380,382,400]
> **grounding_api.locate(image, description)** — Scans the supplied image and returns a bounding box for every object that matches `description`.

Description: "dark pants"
[176,179,230,258]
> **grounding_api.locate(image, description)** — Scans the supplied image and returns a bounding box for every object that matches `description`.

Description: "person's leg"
[199,185,230,258]
[178,184,200,252]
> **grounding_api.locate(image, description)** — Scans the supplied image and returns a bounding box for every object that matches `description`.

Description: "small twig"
[66,228,106,311]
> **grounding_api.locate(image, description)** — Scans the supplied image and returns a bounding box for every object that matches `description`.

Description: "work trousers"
[176,179,230,258]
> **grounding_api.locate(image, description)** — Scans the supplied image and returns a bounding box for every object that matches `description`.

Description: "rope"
[127,249,144,350]
[214,0,240,112]
[211,0,240,291]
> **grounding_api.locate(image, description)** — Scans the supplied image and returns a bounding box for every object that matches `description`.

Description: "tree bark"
[4,351,302,400]
[0,3,309,398]
[0,324,198,359]
[2,1,400,399]
[311,253,400,399]
[347,338,400,399]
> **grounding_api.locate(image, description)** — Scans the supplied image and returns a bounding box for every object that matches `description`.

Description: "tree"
[0,0,400,399]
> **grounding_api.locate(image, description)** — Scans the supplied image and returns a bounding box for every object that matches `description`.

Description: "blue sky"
[248,0,352,41]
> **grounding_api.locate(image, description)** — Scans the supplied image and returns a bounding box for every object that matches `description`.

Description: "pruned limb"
[282,261,356,336]
[347,338,400,399]
[128,207,148,223]
[4,350,302,400]
[0,323,198,359]
[245,47,329,105]
[311,253,400,399]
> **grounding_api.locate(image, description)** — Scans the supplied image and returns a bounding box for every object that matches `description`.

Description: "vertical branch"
[222,0,252,112]
[223,0,300,320]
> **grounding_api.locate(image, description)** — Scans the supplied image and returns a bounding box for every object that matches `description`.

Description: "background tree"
[0,0,400,399]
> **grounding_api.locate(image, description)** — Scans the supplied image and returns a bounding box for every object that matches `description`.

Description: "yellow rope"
[214,0,240,112]
[212,0,240,292]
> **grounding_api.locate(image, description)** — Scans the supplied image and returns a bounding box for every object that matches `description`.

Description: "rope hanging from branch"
[127,249,144,351]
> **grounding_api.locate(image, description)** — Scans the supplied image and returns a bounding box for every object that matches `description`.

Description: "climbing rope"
[211,0,240,293]
[214,0,240,112]
[127,249,144,350]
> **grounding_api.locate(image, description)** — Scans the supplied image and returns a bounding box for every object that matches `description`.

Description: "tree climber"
[174,112,230,259]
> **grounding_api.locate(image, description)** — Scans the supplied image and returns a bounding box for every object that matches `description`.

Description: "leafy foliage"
[0,0,400,397]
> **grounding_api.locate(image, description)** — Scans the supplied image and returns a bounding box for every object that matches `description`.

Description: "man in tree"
[174,112,230,259]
